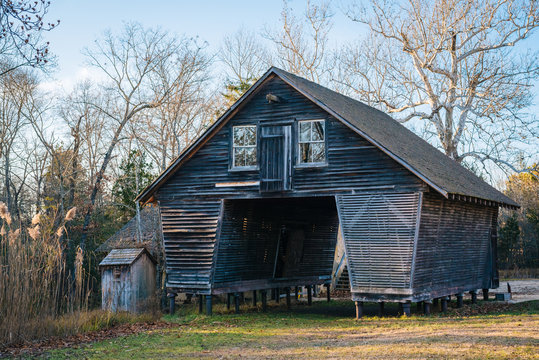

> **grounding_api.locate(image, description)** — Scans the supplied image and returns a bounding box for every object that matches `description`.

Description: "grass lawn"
[46,299,539,359]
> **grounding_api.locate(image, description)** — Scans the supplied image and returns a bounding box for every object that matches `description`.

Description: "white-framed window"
[298,119,325,164]
[232,125,257,168]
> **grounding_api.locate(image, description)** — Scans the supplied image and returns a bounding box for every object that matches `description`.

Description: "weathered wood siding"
[156,75,427,294]
[159,199,223,294]
[156,75,426,201]
[412,192,498,296]
[213,197,339,286]
[101,255,156,312]
[337,193,420,297]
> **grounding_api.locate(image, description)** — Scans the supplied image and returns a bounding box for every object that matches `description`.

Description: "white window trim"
[232,125,258,169]
[297,119,326,165]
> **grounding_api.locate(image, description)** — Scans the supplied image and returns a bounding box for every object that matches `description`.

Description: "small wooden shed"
[99,248,156,312]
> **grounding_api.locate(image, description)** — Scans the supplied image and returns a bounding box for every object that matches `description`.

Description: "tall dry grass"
[0,203,89,346]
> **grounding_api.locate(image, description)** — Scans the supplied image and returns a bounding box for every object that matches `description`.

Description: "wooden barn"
[136,67,518,317]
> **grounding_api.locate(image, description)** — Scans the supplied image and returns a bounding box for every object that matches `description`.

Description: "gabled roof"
[96,206,162,257]
[99,248,155,267]
[136,67,518,209]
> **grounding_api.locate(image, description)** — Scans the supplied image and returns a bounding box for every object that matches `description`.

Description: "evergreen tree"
[498,214,521,269]
[112,150,154,221]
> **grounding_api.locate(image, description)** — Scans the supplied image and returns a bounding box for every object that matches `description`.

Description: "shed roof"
[136,67,518,208]
[99,248,155,267]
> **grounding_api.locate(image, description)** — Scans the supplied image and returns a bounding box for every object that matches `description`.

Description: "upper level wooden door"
[260,124,291,192]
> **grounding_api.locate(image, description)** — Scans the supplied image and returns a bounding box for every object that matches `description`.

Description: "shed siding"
[412,192,498,295]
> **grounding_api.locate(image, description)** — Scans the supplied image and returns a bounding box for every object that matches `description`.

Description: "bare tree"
[78,23,208,249]
[339,0,539,177]
[131,38,215,171]
[0,69,35,215]
[263,0,334,82]
[0,0,59,76]
[220,27,269,85]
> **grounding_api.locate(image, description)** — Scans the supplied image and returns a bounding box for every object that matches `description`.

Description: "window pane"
[234,147,245,167]
[300,143,312,163]
[245,147,256,166]
[312,121,324,141]
[244,126,256,146]
[299,121,311,142]
[233,127,245,146]
[312,143,325,163]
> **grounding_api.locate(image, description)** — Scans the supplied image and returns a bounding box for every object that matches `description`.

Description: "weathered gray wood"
[234,293,240,314]
[168,293,176,315]
[423,301,431,316]
[470,291,477,304]
[198,295,203,314]
[206,295,213,316]
[261,290,267,312]
[402,302,411,317]
[441,297,448,312]
[456,293,464,308]
[286,287,291,310]
[355,301,364,319]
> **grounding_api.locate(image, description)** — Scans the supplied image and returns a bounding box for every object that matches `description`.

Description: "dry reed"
[0,204,88,347]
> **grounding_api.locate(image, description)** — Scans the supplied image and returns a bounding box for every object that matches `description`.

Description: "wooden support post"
[355,301,364,319]
[205,295,213,316]
[234,292,240,314]
[307,285,312,306]
[470,291,477,304]
[198,295,203,314]
[378,302,385,317]
[276,288,280,304]
[423,301,432,316]
[226,293,231,310]
[402,302,411,317]
[168,293,176,315]
[295,286,299,300]
[252,290,257,307]
[261,290,267,312]
[286,287,291,310]
[456,293,463,308]
[325,284,331,302]
[482,288,489,301]
[441,297,448,312]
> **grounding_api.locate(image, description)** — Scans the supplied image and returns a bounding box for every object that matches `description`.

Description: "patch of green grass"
[47,300,539,359]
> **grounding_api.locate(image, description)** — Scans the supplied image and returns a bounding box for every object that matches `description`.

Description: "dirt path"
[494,279,539,303]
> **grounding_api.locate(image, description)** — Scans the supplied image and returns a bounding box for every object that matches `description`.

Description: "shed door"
[260,125,291,192]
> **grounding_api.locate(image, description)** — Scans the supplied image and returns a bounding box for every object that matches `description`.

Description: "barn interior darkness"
[213,197,339,289]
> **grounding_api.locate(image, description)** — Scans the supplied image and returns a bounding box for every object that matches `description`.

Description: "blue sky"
[44,0,359,87]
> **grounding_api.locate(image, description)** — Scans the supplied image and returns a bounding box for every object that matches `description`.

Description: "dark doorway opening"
[213,196,339,293]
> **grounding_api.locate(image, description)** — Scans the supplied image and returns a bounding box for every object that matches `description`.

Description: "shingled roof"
[136,67,518,208]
